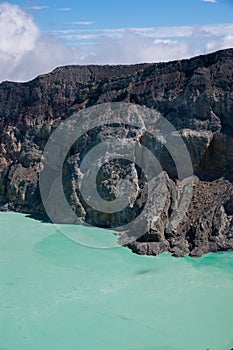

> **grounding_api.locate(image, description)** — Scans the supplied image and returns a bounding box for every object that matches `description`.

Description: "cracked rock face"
[0,48,233,257]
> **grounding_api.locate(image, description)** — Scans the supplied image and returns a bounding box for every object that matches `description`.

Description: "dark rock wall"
[0,48,233,257]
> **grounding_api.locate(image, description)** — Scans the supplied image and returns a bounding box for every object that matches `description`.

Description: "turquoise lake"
[1,212,233,350]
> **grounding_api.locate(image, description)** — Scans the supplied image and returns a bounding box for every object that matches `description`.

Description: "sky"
[0,0,233,82]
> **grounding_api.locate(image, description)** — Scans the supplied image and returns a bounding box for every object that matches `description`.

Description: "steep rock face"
[0,48,233,257]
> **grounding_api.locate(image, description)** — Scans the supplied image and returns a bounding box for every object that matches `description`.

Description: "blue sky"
[10,0,233,28]
[0,0,233,81]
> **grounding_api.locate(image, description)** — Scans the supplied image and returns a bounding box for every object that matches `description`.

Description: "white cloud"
[80,24,233,64]
[0,3,40,58]
[0,2,83,82]
[205,34,233,52]
[10,35,83,82]
[52,24,233,41]
[201,0,217,3]
[27,5,49,10]
[51,23,233,64]
[57,8,72,11]
[86,30,192,65]
[66,21,94,25]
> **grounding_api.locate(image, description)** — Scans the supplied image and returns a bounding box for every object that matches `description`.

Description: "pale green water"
[0,212,233,350]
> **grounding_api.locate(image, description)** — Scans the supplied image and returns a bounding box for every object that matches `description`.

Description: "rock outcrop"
[0,48,233,257]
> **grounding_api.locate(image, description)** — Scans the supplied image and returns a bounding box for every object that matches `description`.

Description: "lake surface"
[1,212,233,350]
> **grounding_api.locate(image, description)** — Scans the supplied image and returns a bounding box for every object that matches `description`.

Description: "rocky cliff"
[0,48,233,257]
